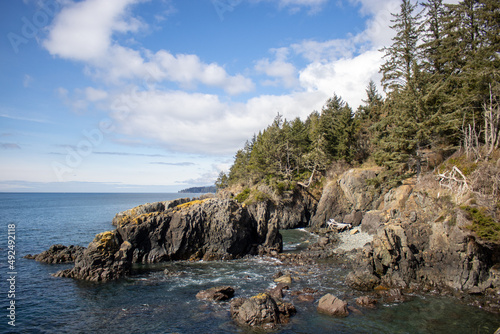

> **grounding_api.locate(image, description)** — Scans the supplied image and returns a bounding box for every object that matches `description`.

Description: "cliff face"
[312,166,500,303]
[56,197,282,282]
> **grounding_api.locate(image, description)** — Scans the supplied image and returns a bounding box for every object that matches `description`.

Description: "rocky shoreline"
[26,165,500,329]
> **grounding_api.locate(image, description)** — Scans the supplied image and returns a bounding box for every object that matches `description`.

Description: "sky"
[0,0,456,193]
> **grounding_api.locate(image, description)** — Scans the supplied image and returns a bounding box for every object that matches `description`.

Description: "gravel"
[335,230,373,252]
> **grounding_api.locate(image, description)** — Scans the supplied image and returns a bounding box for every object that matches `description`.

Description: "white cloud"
[299,50,384,108]
[151,51,255,94]
[255,48,298,88]
[291,39,356,62]
[85,87,108,101]
[43,0,143,62]
[43,0,254,95]
[255,0,329,14]
[107,88,327,155]
[45,0,396,155]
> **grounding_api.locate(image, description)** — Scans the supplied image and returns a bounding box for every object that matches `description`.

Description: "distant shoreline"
[178,186,216,194]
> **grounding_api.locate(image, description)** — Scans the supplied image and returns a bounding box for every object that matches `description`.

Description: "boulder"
[310,181,350,229]
[24,244,85,264]
[377,288,406,303]
[230,293,296,329]
[291,287,318,302]
[274,274,292,284]
[196,286,235,301]
[317,294,349,317]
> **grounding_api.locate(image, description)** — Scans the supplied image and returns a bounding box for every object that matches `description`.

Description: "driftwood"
[327,219,352,232]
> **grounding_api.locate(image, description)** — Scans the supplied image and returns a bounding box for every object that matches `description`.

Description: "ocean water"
[0,193,499,334]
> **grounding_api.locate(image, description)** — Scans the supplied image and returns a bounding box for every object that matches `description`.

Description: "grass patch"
[438,155,478,177]
[234,187,271,205]
[235,188,251,203]
[461,206,500,242]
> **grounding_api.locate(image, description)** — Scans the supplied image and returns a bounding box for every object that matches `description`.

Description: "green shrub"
[462,206,500,242]
[235,188,251,203]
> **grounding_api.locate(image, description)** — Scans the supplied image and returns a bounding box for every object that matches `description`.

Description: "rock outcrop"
[24,244,85,264]
[309,165,499,309]
[55,197,282,281]
[310,167,383,229]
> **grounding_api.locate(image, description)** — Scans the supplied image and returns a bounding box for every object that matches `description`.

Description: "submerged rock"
[230,292,296,329]
[355,296,378,308]
[196,286,235,301]
[25,244,85,264]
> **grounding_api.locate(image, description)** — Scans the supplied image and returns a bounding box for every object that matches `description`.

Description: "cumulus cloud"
[255,48,298,88]
[43,0,401,155]
[43,0,143,62]
[43,0,254,95]
[107,88,327,155]
[299,50,384,108]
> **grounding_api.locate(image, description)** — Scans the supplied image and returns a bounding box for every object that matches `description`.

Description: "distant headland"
[178,186,216,193]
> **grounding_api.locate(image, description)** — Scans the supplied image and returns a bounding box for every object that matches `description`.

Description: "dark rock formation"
[230,292,296,329]
[317,294,349,317]
[55,232,133,282]
[355,296,377,308]
[24,244,85,264]
[55,197,282,281]
[196,286,235,301]
[245,187,316,230]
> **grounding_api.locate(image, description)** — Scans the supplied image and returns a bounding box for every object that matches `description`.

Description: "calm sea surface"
[0,193,499,334]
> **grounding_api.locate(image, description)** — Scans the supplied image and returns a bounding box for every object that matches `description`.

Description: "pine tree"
[320,94,355,162]
[375,0,428,173]
[380,0,423,93]
[354,80,383,161]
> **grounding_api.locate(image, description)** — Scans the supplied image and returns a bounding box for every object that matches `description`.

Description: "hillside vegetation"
[216,0,500,235]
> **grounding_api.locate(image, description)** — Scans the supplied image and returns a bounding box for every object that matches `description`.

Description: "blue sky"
[0,0,456,193]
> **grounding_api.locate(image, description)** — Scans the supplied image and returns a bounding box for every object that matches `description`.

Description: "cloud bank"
[43,0,401,156]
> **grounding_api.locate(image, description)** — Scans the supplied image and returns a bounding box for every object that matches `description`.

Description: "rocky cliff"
[55,197,282,282]
[309,165,500,310]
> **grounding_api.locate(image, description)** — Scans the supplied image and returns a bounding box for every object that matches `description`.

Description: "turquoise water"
[0,193,499,333]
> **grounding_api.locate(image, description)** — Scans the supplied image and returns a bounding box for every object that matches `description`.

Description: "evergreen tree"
[320,94,355,162]
[354,80,384,161]
[380,0,423,93]
[375,0,428,173]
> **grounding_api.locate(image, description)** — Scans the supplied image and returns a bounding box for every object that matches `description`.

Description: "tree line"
[217,0,499,190]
